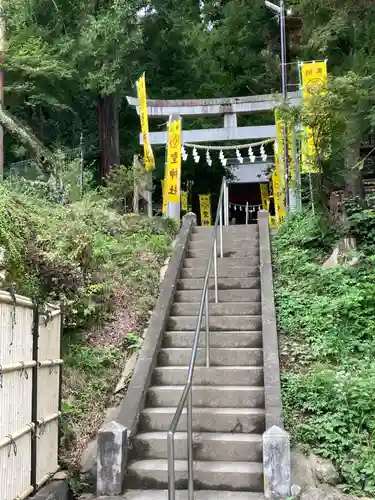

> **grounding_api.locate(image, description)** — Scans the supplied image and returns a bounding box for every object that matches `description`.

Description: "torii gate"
[126,91,301,218]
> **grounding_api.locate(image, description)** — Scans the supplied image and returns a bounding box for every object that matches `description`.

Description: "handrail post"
[246,202,249,225]
[214,239,218,304]
[167,432,176,500]
[219,203,223,258]
[205,287,210,367]
[224,179,229,225]
[167,177,227,499]
[187,389,194,499]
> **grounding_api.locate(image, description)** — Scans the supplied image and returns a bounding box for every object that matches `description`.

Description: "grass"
[60,339,124,471]
[274,211,375,496]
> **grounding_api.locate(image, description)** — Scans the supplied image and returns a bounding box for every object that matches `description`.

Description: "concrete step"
[175,289,261,303]
[158,348,263,367]
[171,302,261,316]
[188,239,259,251]
[186,247,259,260]
[183,256,260,268]
[167,315,261,332]
[181,266,259,279]
[140,407,265,433]
[132,432,262,462]
[119,490,263,499]
[152,366,264,386]
[162,331,262,349]
[191,225,259,238]
[147,385,265,408]
[126,459,263,491]
[187,249,259,259]
[178,277,260,291]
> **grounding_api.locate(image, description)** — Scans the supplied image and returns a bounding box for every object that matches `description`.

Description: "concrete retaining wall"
[258,210,291,499]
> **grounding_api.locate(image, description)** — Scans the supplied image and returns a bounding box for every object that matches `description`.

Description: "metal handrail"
[167,177,228,500]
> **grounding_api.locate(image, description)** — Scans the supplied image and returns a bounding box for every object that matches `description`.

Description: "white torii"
[126,91,301,218]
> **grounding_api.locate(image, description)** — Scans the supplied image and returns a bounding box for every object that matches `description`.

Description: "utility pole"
[265,0,290,211]
[280,0,290,211]
[0,0,5,180]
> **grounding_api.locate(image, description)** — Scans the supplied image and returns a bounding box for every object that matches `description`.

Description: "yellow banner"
[272,171,280,223]
[161,179,167,215]
[274,108,295,216]
[260,184,269,211]
[166,119,182,203]
[300,61,328,173]
[199,194,212,226]
[136,74,155,171]
[181,191,188,211]
[301,61,327,97]
[275,109,285,181]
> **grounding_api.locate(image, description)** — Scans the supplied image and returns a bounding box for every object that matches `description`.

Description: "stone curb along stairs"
[95,211,291,500]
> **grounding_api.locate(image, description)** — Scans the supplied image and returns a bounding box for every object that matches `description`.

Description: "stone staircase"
[119,224,265,499]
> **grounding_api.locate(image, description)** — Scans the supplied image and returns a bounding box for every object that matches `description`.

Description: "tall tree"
[290,0,375,196]
[4,0,142,177]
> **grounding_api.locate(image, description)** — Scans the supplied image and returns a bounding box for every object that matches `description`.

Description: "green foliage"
[275,211,337,254]
[280,72,375,203]
[123,331,141,350]
[345,196,375,254]
[275,212,375,495]
[60,343,124,470]
[0,180,176,327]
[0,176,178,480]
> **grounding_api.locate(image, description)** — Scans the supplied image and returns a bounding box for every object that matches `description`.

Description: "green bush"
[275,211,375,495]
[345,196,375,254]
[0,182,177,328]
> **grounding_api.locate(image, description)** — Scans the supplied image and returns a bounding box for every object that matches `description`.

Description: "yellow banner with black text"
[300,61,328,173]
[136,74,155,171]
[166,119,182,204]
[199,194,212,226]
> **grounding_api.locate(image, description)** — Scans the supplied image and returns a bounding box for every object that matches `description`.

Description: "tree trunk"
[99,94,120,182]
[0,104,51,172]
[344,119,364,199]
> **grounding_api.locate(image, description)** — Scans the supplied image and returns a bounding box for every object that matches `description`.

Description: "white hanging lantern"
[206,149,212,166]
[219,149,227,167]
[236,148,243,164]
[193,146,200,163]
[181,145,188,161]
[260,143,268,162]
[248,146,256,163]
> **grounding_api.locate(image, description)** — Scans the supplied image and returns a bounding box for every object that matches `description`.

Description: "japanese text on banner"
[181,191,188,211]
[199,194,212,226]
[300,61,328,173]
[166,119,182,203]
[161,179,167,215]
[272,170,285,224]
[136,74,155,171]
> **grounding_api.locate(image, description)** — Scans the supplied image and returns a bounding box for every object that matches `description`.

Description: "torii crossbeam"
[126,91,301,145]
